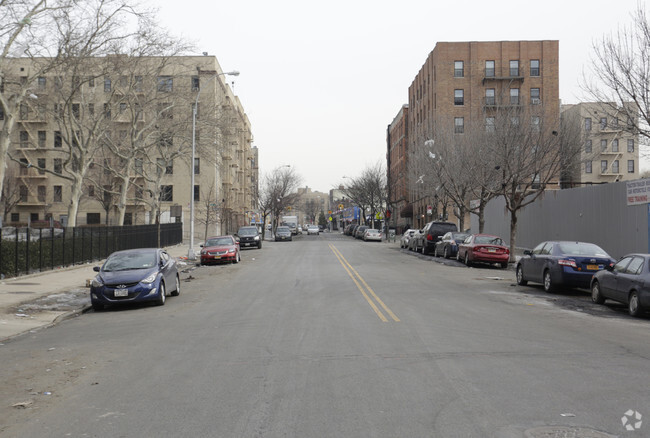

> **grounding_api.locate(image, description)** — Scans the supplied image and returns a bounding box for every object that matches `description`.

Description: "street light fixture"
[188,70,240,260]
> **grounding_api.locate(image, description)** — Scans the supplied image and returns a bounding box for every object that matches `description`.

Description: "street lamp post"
[188,70,240,260]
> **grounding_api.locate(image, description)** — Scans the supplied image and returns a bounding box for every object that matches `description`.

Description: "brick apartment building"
[561,102,639,186]
[406,40,560,229]
[2,55,257,239]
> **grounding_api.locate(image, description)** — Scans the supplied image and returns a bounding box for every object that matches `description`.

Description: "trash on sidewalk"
[12,400,33,409]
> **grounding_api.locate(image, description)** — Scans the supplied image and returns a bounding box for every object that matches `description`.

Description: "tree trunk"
[66,179,83,227]
[0,112,17,198]
[509,210,518,262]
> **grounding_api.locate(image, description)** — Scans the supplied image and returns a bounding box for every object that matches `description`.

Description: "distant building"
[386,104,410,233]
[296,186,329,226]
[406,40,560,228]
[561,102,639,186]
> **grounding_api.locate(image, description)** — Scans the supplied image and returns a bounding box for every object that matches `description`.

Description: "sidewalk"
[0,242,196,342]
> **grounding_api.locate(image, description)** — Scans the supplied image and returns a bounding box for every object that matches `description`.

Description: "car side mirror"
[523,250,532,256]
[606,263,614,271]
[93,266,100,272]
[200,244,204,248]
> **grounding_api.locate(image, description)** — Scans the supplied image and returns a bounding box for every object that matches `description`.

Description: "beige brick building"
[561,102,639,185]
[2,55,257,239]
[407,41,560,229]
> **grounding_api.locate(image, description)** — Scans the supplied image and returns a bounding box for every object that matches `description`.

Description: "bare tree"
[583,5,650,148]
[261,166,302,235]
[196,180,218,241]
[1,165,24,223]
[340,161,387,229]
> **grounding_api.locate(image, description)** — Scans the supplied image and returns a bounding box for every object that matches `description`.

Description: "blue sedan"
[90,248,180,310]
[516,241,614,293]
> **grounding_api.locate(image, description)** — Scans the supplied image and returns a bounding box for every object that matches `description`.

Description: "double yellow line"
[329,244,400,322]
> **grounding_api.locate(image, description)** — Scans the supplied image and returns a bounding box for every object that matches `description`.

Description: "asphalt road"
[1,232,648,437]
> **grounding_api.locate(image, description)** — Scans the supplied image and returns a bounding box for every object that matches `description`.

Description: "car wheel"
[157,282,166,306]
[456,251,461,262]
[258,242,262,249]
[421,244,427,255]
[443,246,449,259]
[465,252,472,267]
[543,270,555,293]
[91,302,104,311]
[171,274,180,296]
[234,252,240,264]
[591,280,605,304]
[628,291,642,317]
[516,265,528,286]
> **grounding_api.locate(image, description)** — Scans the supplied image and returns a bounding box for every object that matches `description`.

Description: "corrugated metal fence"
[0,223,183,278]
[471,180,648,260]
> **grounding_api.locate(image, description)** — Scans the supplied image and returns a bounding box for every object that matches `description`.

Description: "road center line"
[329,244,400,322]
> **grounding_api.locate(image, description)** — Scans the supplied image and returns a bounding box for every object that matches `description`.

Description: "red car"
[457,234,509,269]
[200,235,240,265]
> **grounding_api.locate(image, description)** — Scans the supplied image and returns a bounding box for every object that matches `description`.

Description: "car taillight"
[558,259,578,268]
[427,235,433,241]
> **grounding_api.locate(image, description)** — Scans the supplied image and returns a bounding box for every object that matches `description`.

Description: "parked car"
[434,232,470,258]
[591,254,650,317]
[275,226,293,241]
[516,241,614,292]
[354,225,369,239]
[408,230,423,251]
[349,225,359,237]
[363,228,382,242]
[307,225,320,235]
[90,248,180,311]
[411,221,458,254]
[400,229,418,249]
[457,234,509,268]
[236,226,262,249]
[200,235,240,265]
[297,226,303,234]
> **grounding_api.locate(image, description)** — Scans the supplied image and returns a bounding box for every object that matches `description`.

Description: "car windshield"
[367,229,379,234]
[474,236,504,245]
[452,233,469,240]
[103,251,157,271]
[556,242,609,257]
[238,228,257,236]
[205,237,233,246]
[277,227,290,232]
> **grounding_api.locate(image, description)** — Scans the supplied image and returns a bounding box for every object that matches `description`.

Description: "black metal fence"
[0,223,183,279]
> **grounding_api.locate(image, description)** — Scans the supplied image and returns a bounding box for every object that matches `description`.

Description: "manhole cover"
[525,426,615,438]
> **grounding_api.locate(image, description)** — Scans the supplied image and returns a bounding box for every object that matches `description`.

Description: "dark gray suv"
[236,226,262,249]
[412,221,457,255]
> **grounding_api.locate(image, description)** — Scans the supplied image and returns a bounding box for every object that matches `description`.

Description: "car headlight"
[228,248,235,253]
[141,273,158,284]
[91,276,103,288]
[254,236,260,241]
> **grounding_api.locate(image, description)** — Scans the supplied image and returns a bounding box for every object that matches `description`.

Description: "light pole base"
[187,248,196,260]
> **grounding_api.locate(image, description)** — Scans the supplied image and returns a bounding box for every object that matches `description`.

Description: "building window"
[86,213,101,225]
[104,103,111,119]
[160,185,173,202]
[135,76,143,92]
[194,185,200,201]
[20,130,29,148]
[585,139,592,154]
[37,158,45,174]
[612,160,619,174]
[37,186,46,202]
[612,139,619,152]
[485,88,495,106]
[601,160,608,173]
[485,60,495,77]
[11,213,19,222]
[119,102,127,114]
[88,103,94,116]
[191,76,200,91]
[454,117,464,134]
[530,59,540,76]
[600,118,607,130]
[72,103,80,119]
[585,118,592,131]
[54,131,62,148]
[628,160,635,173]
[19,185,28,202]
[88,185,95,197]
[194,158,200,175]
[135,158,143,174]
[30,213,39,222]
[104,77,111,92]
[531,116,540,131]
[54,158,62,174]
[124,212,132,225]
[585,161,592,174]
[510,60,519,76]
[628,139,635,152]
[454,61,464,78]
[53,185,62,202]
[88,77,95,87]
[601,139,607,152]
[37,76,46,89]
[157,76,173,92]
[166,159,173,175]
[38,131,46,148]
[485,117,495,132]
[530,88,540,104]
[454,89,464,105]
[510,88,519,105]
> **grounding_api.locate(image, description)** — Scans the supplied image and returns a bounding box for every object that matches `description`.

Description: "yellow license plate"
[213,255,221,259]
[586,264,599,270]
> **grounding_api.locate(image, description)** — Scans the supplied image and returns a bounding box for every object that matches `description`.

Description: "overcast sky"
[153,0,642,193]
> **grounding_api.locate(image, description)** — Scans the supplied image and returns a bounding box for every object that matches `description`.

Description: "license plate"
[213,255,221,259]
[586,264,601,270]
[114,289,128,297]
[488,248,496,253]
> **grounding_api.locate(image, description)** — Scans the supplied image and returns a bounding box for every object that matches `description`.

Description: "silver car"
[400,229,418,249]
